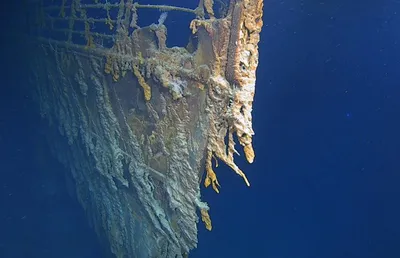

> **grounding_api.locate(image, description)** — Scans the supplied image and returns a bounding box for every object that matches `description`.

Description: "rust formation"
[27,0,264,257]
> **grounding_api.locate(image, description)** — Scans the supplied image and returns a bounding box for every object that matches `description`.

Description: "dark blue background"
[1,0,400,257]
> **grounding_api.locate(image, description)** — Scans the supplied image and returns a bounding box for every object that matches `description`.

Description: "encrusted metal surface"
[27,0,264,257]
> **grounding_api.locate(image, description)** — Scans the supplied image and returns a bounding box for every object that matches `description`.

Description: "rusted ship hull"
[27,0,264,257]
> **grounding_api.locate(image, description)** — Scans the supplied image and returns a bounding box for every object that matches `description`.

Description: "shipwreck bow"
[26,0,264,257]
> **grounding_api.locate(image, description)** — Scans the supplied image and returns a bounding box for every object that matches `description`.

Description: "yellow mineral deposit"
[133,64,152,101]
[203,0,263,194]
[201,208,213,231]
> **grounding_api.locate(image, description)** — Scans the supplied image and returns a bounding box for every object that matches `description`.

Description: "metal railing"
[29,0,200,49]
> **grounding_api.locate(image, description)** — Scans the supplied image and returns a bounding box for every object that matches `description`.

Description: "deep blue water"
[1,0,400,258]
